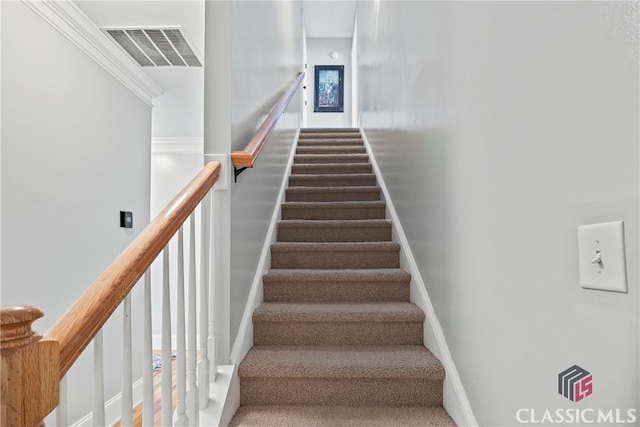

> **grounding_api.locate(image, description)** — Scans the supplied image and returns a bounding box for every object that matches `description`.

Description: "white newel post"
[205,154,231,367]
[208,188,217,382]
[204,0,233,368]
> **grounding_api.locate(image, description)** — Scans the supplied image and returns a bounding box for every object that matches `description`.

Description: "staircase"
[229,129,455,426]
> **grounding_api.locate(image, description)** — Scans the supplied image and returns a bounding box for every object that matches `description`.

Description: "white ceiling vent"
[105,27,202,67]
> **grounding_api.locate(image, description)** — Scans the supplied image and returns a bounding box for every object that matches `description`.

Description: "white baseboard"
[229,129,301,365]
[360,129,478,427]
[71,378,144,427]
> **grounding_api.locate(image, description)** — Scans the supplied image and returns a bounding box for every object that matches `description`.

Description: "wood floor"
[113,354,177,427]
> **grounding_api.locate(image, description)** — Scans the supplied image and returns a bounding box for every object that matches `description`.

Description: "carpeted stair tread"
[229,405,455,427]
[252,303,423,345]
[277,219,391,242]
[263,269,411,303]
[264,268,411,283]
[289,174,377,187]
[286,186,381,202]
[294,154,370,164]
[272,241,400,252]
[253,302,424,323]
[297,138,364,146]
[281,201,387,220]
[238,345,443,379]
[271,241,400,269]
[291,163,372,174]
[299,133,361,139]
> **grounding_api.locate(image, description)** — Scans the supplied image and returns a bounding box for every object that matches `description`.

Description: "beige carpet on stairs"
[229,128,456,427]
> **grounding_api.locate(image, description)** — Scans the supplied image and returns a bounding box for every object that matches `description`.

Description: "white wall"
[229,0,303,348]
[1,1,151,424]
[306,37,352,128]
[358,1,638,425]
[204,0,303,355]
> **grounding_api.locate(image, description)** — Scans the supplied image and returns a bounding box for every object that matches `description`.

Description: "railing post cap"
[1,305,44,350]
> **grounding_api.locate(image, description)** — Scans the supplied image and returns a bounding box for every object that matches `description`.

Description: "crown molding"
[22,0,164,107]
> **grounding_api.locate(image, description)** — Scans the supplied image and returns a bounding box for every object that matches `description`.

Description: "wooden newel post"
[1,305,60,427]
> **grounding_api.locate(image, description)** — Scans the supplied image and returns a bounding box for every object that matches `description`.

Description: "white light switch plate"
[578,221,627,293]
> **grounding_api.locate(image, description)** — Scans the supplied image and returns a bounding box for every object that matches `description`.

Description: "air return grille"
[106,28,202,67]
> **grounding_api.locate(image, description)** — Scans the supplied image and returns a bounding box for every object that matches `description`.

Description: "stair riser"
[291,164,372,175]
[296,147,366,155]
[263,282,410,303]
[277,226,391,242]
[288,176,377,187]
[294,155,369,164]
[240,377,443,406]
[281,206,386,220]
[301,128,360,132]
[297,139,363,146]
[285,190,381,202]
[253,321,423,346]
[270,250,399,269]
[299,133,361,139]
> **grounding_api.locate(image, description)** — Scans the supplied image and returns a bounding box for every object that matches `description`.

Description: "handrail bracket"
[234,166,248,182]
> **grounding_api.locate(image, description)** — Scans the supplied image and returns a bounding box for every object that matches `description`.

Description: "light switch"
[120,211,133,229]
[578,221,627,293]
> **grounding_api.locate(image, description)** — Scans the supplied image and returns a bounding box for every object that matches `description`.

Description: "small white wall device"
[577,221,627,293]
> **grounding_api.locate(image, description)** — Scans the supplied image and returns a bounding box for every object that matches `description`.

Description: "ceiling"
[74,0,357,137]
[75,0,205,99]
[303,1,357,38]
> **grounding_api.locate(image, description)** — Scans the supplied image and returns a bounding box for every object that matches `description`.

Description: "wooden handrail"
[47,161,221,376]
[231,72,305,170]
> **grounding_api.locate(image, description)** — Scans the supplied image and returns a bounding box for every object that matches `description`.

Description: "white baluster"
[175,228,188,426]
[162,247,173,427]
[208,190,217,382]
[143,271,154,427]
[198,192,210,408]
[121,295,133,427]
[187,212,199,424]
[57,375,68,427]
[93,330,105,426]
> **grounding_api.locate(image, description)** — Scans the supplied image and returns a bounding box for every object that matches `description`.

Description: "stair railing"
[230,71,305,182]
[1,161,220,427]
